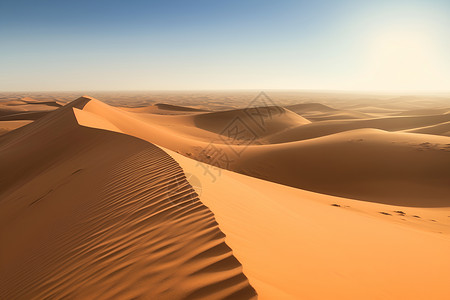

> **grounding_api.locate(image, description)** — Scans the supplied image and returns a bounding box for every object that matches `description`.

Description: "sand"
[1,92,449,299]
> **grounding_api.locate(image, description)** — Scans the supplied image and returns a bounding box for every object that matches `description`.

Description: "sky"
[1,0,450,91]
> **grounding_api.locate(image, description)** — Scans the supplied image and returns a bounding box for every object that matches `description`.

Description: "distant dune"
[0,97,60,124]
[121,103,209,115]
[1,93,450,299]
[285,102,338,112]
[405,121,450,136]
[66,97,450,207]
[154,103,209,112]
[193,106,310,141]
[236,128,450,206]
[285,103,374,121]
[265,113,450,143]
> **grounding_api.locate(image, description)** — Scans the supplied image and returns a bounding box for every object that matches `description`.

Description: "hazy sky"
[1,0,450,91]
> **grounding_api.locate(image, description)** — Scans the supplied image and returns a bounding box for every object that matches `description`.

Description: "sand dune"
[1,94,449,299]
[396,108,450,116]
[265,112,450,143]
[405,121,450,136]
[0,97,60,123]
[193,106,310,141]
[235,129,450,206]
[300,110,373,121]
[285,103,373,121]
[20,97,64,107]
[0,103,59,112]
[154,103,209,112]
[121,103,209,115]
[285,102,337,113]
[0,98,255,299]
[342,105,400,114]
[0,97,62,109]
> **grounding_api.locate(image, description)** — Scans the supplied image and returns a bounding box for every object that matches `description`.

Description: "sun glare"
[350,1,449,91]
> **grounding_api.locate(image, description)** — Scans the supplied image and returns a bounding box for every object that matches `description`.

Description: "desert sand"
[1,92,449,299]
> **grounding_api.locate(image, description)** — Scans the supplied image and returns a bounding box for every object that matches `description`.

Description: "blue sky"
[1,0,449,91]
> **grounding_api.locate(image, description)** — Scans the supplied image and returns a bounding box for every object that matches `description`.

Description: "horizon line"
[2,88,450,95]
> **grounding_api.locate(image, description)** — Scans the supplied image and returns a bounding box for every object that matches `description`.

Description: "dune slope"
[236,129,450,206]
[168,149,450,300]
